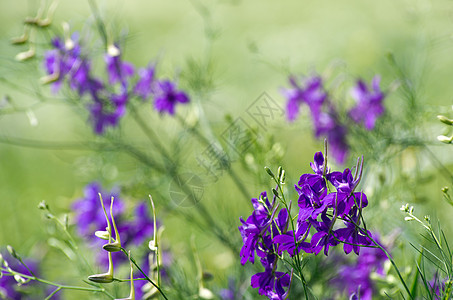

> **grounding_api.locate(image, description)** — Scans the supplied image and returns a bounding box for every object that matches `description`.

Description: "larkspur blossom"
[349,76,385,130]
[241,150,375,299]
[43,31,191,134]
[283,74,386,164]
[239,191,277,265]
[153,80,190,115]
[105,51,135,86]
[134,65,156,100]
[333,237,387,300]
[283,75,327,122]
[282,76,348,164]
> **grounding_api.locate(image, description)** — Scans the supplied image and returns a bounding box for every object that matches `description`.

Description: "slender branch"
[0,268,115,299]
[120,248,169,300]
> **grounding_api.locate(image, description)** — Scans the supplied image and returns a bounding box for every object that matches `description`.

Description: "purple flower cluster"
[43,33,190,134]
[239,151,374,299]
[72,182,158,266]
[282,75,385,164]
[0,250,54,299]
[333,238,388,299]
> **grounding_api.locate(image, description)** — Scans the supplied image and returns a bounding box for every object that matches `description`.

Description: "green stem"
[272,175,309,300]
[177,114,251,200]
[1,268,114,299]
[120,248,168,300]
[369,235,413,299]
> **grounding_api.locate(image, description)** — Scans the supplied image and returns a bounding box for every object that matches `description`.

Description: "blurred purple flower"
[219,278,239,300]
[333,236,388,300]
[72,182,124,239]
[44,36,85,94]
[119,202,156,247]
[88,90,128,135]
[153,80,190,115]
[0,250,42,299]
[282,75,349,164]
[349,76,385,130]
[105,53,135,86]
[283,76,327,122]
[134,65,156,100]
[429,272,445,299]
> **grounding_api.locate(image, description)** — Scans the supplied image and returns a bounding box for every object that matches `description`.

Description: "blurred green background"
[1,0,453,298]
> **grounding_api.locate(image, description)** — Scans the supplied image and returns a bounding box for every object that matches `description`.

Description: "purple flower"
[43,36,85,94]
[153,80,190,115]
[239,191,281,265]
[88,90,129,135]
[309,213,339,256]
[334,211,371,255]
[283,76,327,122]
[134,65,156,100]
[296,183,331,222]
[219,278,239,300]
[273,221,312,257]
[105,53,135,86]
[333,237,388,300]
[429,273,445,300]
[0,250,42,299]
[42,34,132,135]
[250,255,291,300]
[120,202,156,246]
[283,75,349,164]
[349,76,385,130]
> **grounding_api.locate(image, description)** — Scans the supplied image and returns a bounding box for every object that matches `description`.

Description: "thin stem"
[1,268,114,299]
[272,176,309,300]
[120,248,169,300]
[369,235,413,299]
[88,0,108,48]
[177,114,251,200]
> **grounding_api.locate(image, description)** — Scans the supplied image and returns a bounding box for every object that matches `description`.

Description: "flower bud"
[437,115,453,125]
[62,22,74,50]
[37,200,49,210]
[442,186,449,193]
[14,274,26,285]
[88,273,114,283]
[437,135,453,144]
[148,240,157,251]
[7,245,19,260]
[277,166,283,178]
[280,170,286,183]
[199,287,214,299]
[15,48,35,61]
[11,31,28,45]
[95,231,110,240]
[40,73,60,85]
[107,44,120,57]
[264,166,275,178]
[272,188,279,197]
[202,271,214,281]
[103,241,122,252]
[400,204,409,212]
